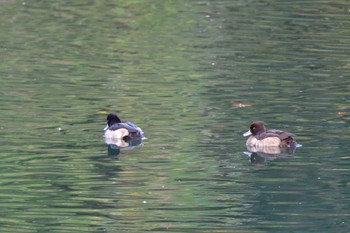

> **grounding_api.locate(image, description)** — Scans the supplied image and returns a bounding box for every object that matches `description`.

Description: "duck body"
[104,113,144,143]
[243,121,298,148]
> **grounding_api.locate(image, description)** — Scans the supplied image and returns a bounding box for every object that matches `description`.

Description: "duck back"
[267,129,296,147]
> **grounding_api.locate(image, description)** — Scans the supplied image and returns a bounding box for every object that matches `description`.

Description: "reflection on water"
[244,145,299,166]
[106,138,145,157]
[1,0,350,232]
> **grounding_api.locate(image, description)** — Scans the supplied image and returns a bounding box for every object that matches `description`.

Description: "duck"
[104,113,144,143]
[243,121,298,148]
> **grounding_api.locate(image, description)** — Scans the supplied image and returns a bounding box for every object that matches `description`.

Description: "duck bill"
[243,130,252,137]
[104,124,109,131]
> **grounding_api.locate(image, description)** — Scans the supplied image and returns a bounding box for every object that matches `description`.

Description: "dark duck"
[104,113,144,143]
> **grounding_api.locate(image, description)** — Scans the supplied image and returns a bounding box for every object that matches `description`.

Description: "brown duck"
[243,121,298,147]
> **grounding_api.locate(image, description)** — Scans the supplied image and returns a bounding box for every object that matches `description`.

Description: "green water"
[1,1,350,232]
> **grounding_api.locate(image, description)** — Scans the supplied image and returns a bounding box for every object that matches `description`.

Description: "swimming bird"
[104,113,144,142]
[243,121,298,147]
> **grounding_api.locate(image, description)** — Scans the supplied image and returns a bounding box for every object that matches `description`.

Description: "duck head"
[243,121,266,137]
[104,113,122,130]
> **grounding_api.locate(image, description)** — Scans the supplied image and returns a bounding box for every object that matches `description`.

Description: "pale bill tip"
[243,130,252,137]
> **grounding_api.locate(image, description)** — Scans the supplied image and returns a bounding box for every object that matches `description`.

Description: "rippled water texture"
[1,1,350,232]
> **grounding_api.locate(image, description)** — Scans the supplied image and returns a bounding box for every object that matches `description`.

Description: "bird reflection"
[105,137,144,157]
[244,144,301,166]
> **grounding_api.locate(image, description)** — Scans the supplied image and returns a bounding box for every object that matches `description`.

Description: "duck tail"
[280,136,297,147]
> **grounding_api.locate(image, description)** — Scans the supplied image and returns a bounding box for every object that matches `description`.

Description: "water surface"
[1,1,350,232]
